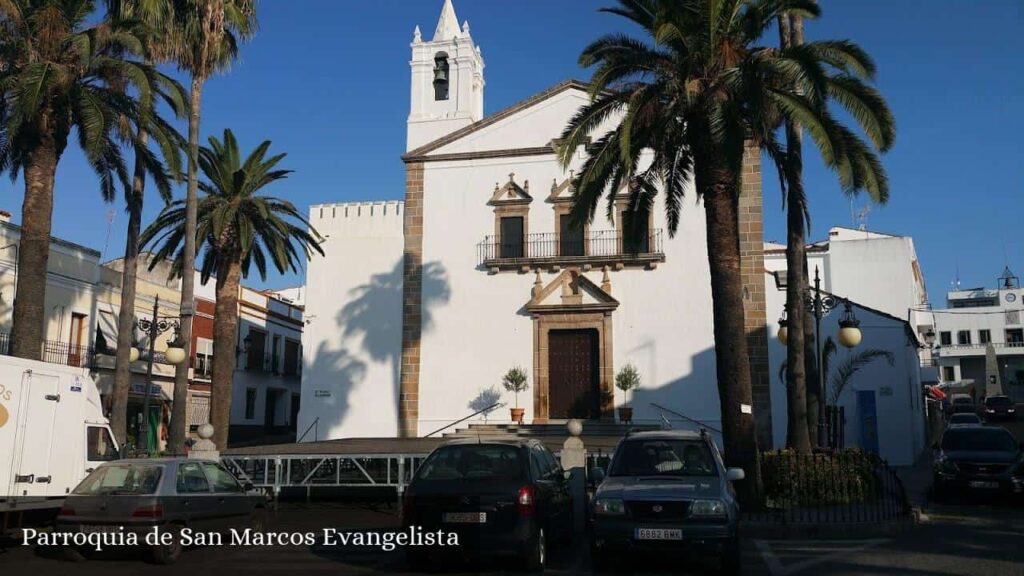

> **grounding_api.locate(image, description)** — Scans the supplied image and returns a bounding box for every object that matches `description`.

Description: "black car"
[401,439,573,571]
[933,427,1024,501]
[983,395,1018,422]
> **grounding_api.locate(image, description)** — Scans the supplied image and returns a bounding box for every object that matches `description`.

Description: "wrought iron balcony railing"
[0,332,95,369]
[478,229,665,270]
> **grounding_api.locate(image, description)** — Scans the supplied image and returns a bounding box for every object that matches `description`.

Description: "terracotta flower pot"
[618,406,634,424]
[510,407,525,424]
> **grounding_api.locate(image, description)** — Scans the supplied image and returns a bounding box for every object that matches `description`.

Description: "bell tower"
[407,0,485,152]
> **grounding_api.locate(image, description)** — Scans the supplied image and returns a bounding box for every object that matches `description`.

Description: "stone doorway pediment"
[525,269,619,314]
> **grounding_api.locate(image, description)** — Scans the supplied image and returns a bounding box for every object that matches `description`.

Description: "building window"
[283,339,301,378]
[558,213,585,257]
[433,52,449,101]
[1007,328,1024,346]
[979,329,991,344]
[939,331,952,346]
[246,328,267,371]
[499,216,525,258]
[245,388,257,420]
[942,366,955,382]
[195,337,213,379]
[957,330,971,345]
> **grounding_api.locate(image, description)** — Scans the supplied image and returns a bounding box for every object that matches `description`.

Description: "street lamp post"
[135,295,186,454]
[778,266,861,448]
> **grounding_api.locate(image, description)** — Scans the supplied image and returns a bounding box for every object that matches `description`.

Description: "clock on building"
[1007,292,1017,303]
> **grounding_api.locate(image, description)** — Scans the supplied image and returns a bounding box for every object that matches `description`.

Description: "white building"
[301,1,775,443]
[763,226,930,332]
[0,212,102,365]
[930,268,1024,402]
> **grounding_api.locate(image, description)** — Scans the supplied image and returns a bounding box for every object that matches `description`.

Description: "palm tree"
[0,0,184,361]
[776,5,894,448]
[557,0,893,505]
[162,0,256,451]
[104,0,189,446]
[142,129,323,449]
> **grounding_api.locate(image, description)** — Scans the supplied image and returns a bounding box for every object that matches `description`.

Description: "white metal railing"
[938,341,1024,353]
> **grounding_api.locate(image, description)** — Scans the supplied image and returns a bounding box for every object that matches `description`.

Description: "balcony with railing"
[936,340,1024,356]
[0,332,95,368]
[244,350,301,379]
[478,229,665,271]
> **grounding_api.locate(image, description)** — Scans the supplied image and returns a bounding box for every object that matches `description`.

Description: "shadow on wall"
[313,259,449,436]
[302,342,366,440]
[468,386,502,422]
[628,342,721,437]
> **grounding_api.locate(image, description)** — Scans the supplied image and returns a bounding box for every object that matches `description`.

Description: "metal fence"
[0,332,94,368]
[747,449,911,524]
[478,229,664,265]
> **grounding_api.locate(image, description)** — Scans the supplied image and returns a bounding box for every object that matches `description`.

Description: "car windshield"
[941,429,1018,453]
[986,396,1012,407]
[416,445,525,482]
[73,463,163,495]
[610,439,718,477]
[949,414,980,424]
[952,397,972,405]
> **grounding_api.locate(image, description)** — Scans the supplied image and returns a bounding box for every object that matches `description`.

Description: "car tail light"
[131,504,163,519]
[517,485,535,516]
[58,505,75,517]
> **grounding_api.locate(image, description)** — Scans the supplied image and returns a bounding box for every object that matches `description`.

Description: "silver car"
[589,430,744,574]
[56,458,268,564]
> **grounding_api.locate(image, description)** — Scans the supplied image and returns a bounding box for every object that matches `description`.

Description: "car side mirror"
[726,468,745,482]
[589,467,606,485]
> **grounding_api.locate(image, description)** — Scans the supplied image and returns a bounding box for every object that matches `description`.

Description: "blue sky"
[8,0,1024,302]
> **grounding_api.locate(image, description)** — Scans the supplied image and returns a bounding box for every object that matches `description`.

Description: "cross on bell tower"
[407,0,485,152]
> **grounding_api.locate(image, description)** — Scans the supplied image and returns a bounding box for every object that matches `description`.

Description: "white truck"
[1,355,119,520]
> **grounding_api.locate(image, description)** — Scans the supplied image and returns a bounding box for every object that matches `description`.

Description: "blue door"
[856,390,879,454]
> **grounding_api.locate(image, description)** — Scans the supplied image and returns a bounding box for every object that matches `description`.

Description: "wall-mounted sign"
[70,376,83,393]
[314,390,331,398]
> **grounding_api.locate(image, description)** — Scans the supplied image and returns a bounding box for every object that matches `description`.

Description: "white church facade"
[299,1,774,444]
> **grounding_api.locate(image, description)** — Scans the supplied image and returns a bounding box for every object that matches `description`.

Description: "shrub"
[759,449,884,509]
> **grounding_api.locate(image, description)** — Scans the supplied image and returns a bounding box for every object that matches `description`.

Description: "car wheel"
[523,527,546,572]
[62,545,89,562]
[406,549,432,572]
[249,509,269,532]
[720,537,741,575]
[146,524,183,565]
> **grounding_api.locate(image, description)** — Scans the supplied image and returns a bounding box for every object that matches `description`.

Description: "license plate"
[969,481,999,489]
[443,512,486,523]
[635,528,683,541]
[80,525,118,534]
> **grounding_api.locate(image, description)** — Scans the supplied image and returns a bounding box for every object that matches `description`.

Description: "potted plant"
[502,366,529,424]
[615,363,641,424]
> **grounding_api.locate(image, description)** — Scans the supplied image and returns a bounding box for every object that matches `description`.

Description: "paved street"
[2,421,1021,575]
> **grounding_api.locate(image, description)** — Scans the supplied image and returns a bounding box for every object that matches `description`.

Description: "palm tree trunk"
[699,156,762,508]
[11,133,59,361]
[167,76,203,453]
[110,127,148,445]
[779,12,812,452]
[210,258,241,450]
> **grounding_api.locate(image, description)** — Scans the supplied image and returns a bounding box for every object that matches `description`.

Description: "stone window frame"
[613,193,656,255]
[489,173,533,258]
[548,177,589,258]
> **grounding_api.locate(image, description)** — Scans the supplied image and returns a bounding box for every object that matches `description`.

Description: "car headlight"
[689,499,728,518]
[1008,408,1016,413]
[986,409,995,413]
[593,498,625,516]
